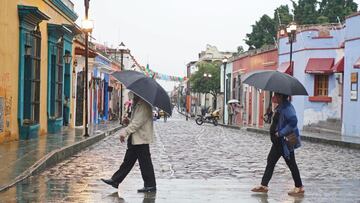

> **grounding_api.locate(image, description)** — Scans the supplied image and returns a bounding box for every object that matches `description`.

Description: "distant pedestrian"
[101,92,156,193]
[251,93,304,196]
[227,103,234,125]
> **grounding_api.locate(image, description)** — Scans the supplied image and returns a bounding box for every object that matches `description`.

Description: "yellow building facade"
[0,0,79,143]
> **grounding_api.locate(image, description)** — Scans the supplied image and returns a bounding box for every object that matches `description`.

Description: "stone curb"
[0,126,122,192]
[246,127,360,150]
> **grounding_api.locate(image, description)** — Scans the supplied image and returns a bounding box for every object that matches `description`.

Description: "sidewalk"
[0,121,122,191]
[177,109,360,149]
[247,127,360,150]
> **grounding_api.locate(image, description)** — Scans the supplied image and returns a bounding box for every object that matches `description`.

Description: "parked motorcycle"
[195,109,220,126]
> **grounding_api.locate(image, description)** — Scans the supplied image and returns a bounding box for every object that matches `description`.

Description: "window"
[237,75,242,103]
[314,75,329,96]
[23,28,41,124]
[232,78,236,99]
[226,74,231,102]
[55,41,63,118]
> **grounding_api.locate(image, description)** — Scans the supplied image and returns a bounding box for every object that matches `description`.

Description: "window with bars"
[23,28,41,124]
[314,75,329,96]
[56,41,63,118]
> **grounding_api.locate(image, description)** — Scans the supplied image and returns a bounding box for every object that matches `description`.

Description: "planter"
[48,118,63,133]
[19,124,40,140]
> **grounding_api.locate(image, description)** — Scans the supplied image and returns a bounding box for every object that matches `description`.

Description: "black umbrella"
[112,70,172,115]
[242,70,308,96]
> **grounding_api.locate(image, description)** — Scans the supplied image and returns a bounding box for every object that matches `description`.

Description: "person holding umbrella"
[102,70,172,193]
[251,93,304,196]
[101,91,157,192]
[242,70,307,196]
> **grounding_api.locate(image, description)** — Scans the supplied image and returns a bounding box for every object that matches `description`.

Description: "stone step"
[303,126,341,136]
[315,121,342,131]
[327,118,341,123]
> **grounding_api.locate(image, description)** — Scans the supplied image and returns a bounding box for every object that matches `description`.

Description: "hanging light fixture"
[63,52,72,64]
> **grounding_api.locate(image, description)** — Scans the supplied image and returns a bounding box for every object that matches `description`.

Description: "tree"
[319,0,358,23]
[274,5,293,27]
[292,0,319,24]
[189,61,221,107]
[237,45,244,54]
[245,14,276,49]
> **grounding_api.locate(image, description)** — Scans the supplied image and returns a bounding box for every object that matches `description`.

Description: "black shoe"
[137,186,157,193]
[101,178,118,189]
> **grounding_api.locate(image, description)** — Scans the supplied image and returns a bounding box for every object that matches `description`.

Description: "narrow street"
[1,112,359,203]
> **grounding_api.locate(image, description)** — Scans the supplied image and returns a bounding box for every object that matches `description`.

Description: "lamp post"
[286,22,297,74]
[222,58,227,124]
[203,73,212,111]
[118,42,126,124]
[82,0,94,137]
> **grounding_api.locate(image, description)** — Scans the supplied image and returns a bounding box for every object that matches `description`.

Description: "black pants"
[111,137,156,187]
[261,143,303,187]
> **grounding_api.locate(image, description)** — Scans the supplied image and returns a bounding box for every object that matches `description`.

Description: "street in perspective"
[1,0,360,202]
[1,112,360,202]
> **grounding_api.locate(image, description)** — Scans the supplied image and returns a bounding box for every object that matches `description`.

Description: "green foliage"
[274,5,293,27]
[319,0,358,23]
[317,15,330,24]
[189,61,221,97]
[237,46,245,54]
[244,0,358,50]
[292,0,319,24]
[245,14,276,49]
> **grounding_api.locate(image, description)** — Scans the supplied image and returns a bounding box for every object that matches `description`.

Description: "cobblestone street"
[1,112,360,203]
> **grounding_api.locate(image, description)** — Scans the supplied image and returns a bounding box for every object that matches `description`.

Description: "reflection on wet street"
[0,112,360,202]
[0,122,119,190]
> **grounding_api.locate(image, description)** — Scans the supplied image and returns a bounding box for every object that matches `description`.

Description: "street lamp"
[118,42,126,124]
[222,58,228,124]
[82,0,94,137]
[63,52,72,64]
[286,22,297,75]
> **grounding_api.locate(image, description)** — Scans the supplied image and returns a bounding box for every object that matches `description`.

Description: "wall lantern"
[63,52,72,64]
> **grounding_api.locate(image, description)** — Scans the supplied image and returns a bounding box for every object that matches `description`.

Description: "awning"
[354,57,360,68]
[332,57,344,73]
[305,58,335,74]
[278,62,293,75]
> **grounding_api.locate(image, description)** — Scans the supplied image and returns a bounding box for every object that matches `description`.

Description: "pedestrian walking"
[227,103,234,125]
[251,93,304,196]
[101,92,157,193]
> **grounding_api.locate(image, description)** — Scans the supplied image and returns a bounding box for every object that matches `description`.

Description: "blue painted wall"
[278,28,344,130]
[47,25,74,133]
[343,13,360,137]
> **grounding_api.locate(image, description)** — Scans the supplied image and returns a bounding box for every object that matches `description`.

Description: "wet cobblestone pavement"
[1,112,360,202]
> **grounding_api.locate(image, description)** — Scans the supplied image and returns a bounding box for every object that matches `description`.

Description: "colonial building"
[224,45,278,127]
[278,24,344,134]
[72,36,97,128]
[343,12,360,137]
[0,0,79,143]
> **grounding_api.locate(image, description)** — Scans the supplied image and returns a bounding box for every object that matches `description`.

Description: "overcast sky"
[73,0,359,91]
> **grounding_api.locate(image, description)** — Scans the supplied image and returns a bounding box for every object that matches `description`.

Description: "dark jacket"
[277,100,301,159]
[269,109,280,145]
